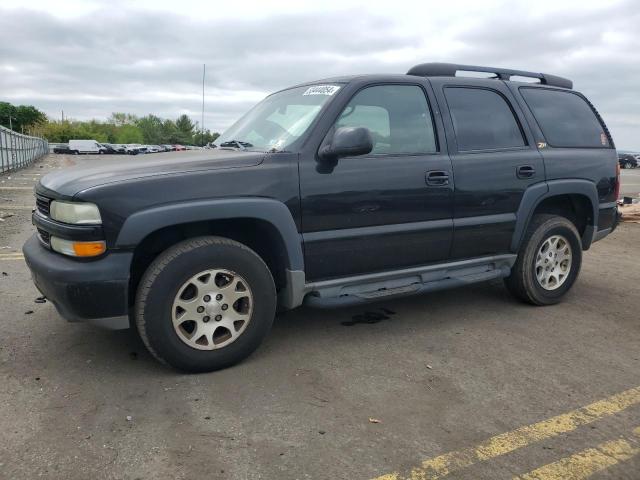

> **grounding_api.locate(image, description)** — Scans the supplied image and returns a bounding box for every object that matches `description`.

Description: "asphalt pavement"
[0,154,639,480]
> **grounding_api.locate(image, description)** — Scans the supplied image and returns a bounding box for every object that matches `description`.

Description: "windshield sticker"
[303,85,341,96]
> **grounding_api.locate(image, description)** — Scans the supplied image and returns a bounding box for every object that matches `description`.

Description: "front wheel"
[135,236,276,372]
[505,214,582,305]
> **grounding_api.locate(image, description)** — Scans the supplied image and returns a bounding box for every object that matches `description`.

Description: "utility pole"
[8,115,13,131]
[201,63,206,146]
[61,110,64,122]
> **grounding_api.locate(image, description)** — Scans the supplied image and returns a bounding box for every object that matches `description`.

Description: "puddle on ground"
[341,307,396,326]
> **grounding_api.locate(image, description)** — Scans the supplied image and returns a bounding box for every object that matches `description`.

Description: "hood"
[37,150,265,198]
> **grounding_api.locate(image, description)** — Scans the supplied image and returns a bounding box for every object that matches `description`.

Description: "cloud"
[0,1,638,148]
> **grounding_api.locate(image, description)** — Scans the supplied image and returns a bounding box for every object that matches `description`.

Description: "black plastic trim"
[32,211,104,241]
[115,197,304,271]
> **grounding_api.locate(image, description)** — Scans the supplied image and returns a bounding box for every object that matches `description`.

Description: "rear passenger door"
[431,78,544,258]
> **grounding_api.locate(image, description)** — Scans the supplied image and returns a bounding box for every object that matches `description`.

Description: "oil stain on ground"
[341,307,396,326]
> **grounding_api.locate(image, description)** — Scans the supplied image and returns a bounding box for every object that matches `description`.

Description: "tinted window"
[521,88,610,148]
[445,87,525,151]
[336,85,436,155]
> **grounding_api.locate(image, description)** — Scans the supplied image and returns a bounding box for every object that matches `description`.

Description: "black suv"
[23,63,620,372]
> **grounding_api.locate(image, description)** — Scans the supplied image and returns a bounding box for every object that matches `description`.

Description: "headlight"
[50,201,102,225]
[50,237,106,257]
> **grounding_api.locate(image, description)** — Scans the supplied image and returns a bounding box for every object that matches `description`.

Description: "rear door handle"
[516,165,536,179]
[426,170,449,186]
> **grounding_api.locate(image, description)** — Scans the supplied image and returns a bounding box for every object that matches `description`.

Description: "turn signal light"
[73,241,106,257]
[50,237,106,257]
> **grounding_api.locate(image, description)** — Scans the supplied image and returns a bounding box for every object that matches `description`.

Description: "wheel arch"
[512,180,599,252]
[117,198,305,310]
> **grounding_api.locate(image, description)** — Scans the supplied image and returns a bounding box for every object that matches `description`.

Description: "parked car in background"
[173,144,186,151]
[124,144,147,155]
[68,140,108,155]
[145,145,162,153]
[618,153,638,169]
[105,143,127,154]
[162,145,175,152]
[99,144,118,154]
[52,144,71,154]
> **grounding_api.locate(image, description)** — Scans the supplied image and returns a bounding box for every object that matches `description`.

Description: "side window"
[336,85,436,155]
[444,87,526,151]
[520,88,610,148]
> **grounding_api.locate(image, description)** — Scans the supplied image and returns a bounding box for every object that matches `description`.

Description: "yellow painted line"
[372,386,640,480]
[0,253,24,260]
[514,426,640,480]
[0,205,34,210]
[0,187,33,190]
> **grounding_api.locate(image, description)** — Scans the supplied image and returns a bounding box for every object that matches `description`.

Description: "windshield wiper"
[218,140,253,151]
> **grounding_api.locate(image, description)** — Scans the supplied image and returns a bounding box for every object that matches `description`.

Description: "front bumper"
[22,234,133,329]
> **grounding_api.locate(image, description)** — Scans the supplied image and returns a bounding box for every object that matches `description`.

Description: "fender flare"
[115,197,304,273]
[511,179,599,252]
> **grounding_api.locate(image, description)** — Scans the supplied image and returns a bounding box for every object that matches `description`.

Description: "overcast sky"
[1,0,638,148]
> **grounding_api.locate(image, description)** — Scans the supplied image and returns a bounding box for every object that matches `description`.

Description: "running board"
[303,254,516,308]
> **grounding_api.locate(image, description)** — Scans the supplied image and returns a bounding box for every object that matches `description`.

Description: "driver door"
[299,83,454,281]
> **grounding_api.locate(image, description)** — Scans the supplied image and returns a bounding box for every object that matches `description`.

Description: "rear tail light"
[614,162,621,199]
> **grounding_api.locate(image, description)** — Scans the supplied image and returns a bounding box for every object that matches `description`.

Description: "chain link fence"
[0,126,49,174]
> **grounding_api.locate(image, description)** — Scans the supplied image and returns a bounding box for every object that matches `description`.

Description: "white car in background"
[68,139,107,155]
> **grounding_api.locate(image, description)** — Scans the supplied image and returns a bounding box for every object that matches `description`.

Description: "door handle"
[516,165,536,179]
[426,170,449,186]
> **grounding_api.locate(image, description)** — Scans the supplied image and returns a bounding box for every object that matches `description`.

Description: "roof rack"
[407,62,573,89]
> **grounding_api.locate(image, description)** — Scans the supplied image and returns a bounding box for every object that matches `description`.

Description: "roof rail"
[407,62,573,89]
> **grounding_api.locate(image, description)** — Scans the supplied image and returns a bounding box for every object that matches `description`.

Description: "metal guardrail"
[0,125,49,174]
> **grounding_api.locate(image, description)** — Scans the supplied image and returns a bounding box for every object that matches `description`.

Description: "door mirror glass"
[319,126,373,160]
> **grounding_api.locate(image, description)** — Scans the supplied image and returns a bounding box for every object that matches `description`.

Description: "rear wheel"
[135,236,276,372]
[505,214,582,305]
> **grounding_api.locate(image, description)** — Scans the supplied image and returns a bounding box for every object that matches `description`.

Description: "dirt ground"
[1,154,639,480]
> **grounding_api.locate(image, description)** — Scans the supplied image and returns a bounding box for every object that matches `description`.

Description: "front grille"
[35,194,51,216]
[37,228,51,247]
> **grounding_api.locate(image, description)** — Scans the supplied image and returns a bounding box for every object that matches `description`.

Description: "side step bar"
[303,254,517,308]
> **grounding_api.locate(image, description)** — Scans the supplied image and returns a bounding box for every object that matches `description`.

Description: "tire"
[504,214,582,306]
[135,236,276,372]
[73,150,79,155]
[623,162,630,169]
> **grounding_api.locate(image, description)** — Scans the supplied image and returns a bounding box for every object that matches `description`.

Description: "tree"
[136,114,164,144]
[108,112,138,126]
[115,124,144,144]
[161,119,180,144]
[175,114,195,144]
[199,129,220,145]
[0,102,47,132]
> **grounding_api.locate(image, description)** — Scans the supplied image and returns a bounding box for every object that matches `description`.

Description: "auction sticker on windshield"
[302,85,340,96]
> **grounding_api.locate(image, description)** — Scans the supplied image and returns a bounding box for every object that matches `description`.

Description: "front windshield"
[216,84,342,152]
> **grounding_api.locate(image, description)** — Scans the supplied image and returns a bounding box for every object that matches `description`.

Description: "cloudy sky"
[1,0,638,148]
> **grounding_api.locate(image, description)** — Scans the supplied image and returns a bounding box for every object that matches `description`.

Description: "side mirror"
[319,126,373,161]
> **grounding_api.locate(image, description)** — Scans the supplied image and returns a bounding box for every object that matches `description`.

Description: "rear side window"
[520,88,610,148]
[444,87,525,151]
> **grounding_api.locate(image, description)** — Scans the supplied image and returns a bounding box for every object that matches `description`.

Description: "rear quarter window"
[520,88,610,148]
